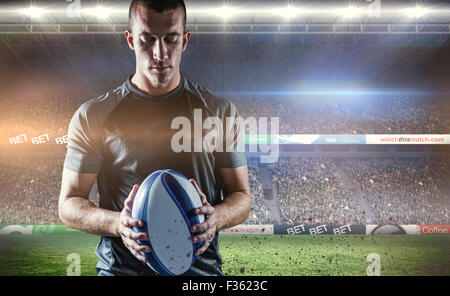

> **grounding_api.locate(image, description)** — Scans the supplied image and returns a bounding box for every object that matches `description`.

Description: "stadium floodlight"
[19,6,45,19]
[221,5,240,20]
[85,5,114,20]
[3,4,447,24]
[275,6,303,20]
[335,6,365,19]
[205,5,240,21]
[402,6,430,18]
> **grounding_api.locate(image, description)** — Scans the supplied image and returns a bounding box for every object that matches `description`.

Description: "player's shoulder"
[184,77,238,117]
[73,82,130,122]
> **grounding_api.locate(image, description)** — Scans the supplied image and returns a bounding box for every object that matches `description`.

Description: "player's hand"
[118,184,151,264]
[189,179,217,256]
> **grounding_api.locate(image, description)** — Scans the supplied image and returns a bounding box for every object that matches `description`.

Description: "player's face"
[128,6,189,85]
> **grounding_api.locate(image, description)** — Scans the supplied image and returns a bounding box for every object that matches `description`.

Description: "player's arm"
[58,169,150,262]
[215,165,252,230]
[58,168,118,236]
[189,165,251,255]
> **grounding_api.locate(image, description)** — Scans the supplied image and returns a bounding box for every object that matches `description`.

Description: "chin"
[152,73,175,85]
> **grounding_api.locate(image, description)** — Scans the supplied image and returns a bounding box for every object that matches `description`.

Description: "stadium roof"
[0,0,449,34]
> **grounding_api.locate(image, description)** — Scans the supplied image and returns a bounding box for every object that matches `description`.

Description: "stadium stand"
[0,95,449,225]
[1,153,448,225]
[1,95,450,147]
[233,96,450,134]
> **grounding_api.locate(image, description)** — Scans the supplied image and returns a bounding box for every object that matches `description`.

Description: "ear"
[125,30,135,50]
[182,31,191,52]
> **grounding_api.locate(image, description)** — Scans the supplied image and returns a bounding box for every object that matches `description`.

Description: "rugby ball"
[131,169,205,276]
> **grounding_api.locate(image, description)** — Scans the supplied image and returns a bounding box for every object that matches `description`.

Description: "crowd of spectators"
[232,95,450,134]
[0,96,80,148]
[0,156,64,224]
[245,160,273,224]
[0,155,449,225]
[345,158,450,225]
[272,158,367,225]
[0,94,449,225]
[1,95,450,149]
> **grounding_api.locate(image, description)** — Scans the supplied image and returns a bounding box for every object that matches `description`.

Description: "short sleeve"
[63,101,103,174]
[214,101,247,169]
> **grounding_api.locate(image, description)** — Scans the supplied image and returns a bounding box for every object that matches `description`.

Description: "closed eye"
[139,34,155,44]
[166,35,179,43]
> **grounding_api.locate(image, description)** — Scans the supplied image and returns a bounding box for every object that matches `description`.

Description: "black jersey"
[63,75,247,276]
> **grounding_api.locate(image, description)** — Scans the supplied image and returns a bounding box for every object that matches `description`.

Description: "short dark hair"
[129,0,187,31]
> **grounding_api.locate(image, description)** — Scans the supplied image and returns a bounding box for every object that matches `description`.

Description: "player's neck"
[131,72,181,97]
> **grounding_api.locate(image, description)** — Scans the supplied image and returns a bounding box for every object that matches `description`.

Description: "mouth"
[151,66,170,72]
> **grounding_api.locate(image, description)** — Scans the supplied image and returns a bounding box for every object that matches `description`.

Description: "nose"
[153,39,168,62]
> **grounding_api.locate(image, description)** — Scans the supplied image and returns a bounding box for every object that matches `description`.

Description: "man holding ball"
[58,0,251,276]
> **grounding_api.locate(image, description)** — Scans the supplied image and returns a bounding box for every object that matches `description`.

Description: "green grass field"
[0,234,448,276]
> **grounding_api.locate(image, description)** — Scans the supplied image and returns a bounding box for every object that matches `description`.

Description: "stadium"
[0,0,449,277]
